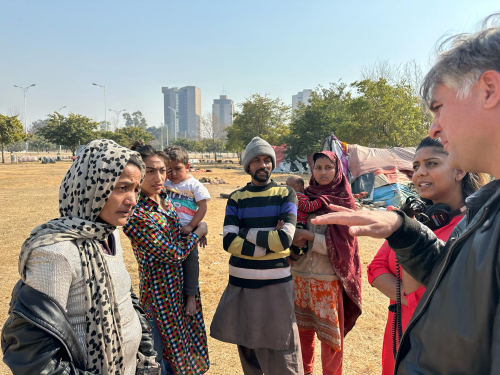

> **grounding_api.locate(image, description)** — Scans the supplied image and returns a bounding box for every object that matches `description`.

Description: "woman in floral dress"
[123,142,209,375]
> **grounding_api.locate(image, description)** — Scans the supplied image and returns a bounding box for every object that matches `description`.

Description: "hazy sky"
[1,0,498,129]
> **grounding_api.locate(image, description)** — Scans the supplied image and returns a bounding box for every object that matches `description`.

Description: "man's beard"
[252,168,271,182]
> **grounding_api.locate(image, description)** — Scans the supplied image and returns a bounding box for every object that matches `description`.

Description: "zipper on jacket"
[12,309,75,365]
[394,206,489,372]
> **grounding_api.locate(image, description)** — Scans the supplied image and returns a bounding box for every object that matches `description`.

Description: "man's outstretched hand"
[311,204,403,238]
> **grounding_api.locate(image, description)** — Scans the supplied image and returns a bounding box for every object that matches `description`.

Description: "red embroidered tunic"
[123,190,209,374]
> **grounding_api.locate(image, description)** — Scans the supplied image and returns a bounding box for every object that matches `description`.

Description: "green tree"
[123,111,148,129]
[38,113,99,155]
[201,138,225,159]
[171,138,199,152]
[98,121,112,131]
[96,130,126,146]
[28,119,55,152]
[29,135,55,152]
[0,114,28,163]
[284,83,354,158]
[347,79,430,147]
[114,126,154,147]
[284,79,430,157]
[201,113,226,161]
[225,94,290,154]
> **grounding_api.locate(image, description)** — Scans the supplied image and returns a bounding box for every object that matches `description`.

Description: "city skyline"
[212,95,234,131]
[162,86,201,140]
[1,1,498,130]
[292,90,312,112]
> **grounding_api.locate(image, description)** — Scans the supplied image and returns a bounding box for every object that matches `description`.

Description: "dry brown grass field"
[0,161,387,375]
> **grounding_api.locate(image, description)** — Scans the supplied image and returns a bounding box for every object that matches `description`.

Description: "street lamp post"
[57,106,66,154]
[160,122,163,150]
[92,83,107,131]
[167,106,177,141]
[13,84,36,152]
[109,108,126,131]
[160,122,169,150]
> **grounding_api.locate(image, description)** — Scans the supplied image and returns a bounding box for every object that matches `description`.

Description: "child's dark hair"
[130,140,169,164]
[164,145,189,165]
[415,137,490,198]
[296,177,305,188]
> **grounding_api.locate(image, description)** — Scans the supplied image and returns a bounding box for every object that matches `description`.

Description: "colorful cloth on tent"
[123,190,209,375]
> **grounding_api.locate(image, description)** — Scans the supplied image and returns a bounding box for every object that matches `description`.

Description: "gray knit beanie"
[242,137,276,174]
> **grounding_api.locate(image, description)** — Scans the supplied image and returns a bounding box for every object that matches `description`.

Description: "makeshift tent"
[272,145,310,173]
[321,133,418,207]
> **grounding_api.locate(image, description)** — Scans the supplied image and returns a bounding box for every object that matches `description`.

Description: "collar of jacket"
[8,280,86,368]
[465,179,500,221]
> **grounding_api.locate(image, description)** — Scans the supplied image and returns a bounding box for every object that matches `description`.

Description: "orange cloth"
[293,277,342,351]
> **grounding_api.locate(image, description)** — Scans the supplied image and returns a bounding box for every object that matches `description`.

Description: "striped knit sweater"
[222,180,298,289]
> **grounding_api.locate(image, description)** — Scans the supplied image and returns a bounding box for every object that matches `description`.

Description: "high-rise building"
[212,95,234,130]
[162,86,201,141]
[292,89,312,111]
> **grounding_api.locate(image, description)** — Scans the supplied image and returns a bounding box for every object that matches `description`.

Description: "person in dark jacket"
[310,16,500,375]
[1,139,160,375]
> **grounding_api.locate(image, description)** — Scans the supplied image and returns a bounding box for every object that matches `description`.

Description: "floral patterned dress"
[123,190,209,375]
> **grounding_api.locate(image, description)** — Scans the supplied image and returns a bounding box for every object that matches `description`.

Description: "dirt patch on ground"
[0,163,385,375]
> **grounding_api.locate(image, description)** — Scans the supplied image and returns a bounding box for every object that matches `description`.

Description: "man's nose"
[429,117,441,139]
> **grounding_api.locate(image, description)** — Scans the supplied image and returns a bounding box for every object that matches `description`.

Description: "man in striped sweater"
[210,137,303,374]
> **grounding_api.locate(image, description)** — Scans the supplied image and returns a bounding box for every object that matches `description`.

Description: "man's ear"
[186,163,190,170]
[479,70,500,110]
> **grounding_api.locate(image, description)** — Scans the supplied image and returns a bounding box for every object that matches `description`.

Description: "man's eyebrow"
[429,99,438,111]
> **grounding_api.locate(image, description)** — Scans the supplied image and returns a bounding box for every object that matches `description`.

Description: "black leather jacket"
[2,280,159,375]
[387,180,500,374]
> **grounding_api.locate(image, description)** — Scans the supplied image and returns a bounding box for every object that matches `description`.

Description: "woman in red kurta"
[367,137,488,375]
